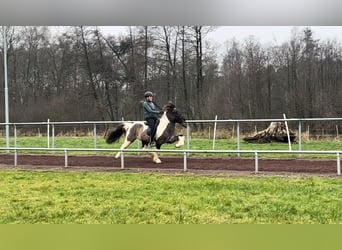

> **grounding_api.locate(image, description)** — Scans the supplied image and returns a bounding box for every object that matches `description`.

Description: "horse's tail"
[106,123,127,144]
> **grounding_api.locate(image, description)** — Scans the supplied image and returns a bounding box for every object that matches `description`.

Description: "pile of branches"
[243,122,296,143]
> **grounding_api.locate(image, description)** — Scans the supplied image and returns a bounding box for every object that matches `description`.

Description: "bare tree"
[4,25,342,125]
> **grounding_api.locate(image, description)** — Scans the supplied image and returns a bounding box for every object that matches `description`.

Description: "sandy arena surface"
[1,153,341,177]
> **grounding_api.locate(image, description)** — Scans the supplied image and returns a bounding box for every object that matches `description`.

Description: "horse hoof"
[154,159,162,164]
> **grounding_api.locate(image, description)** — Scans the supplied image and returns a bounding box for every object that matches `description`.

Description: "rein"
[152,101,163,111]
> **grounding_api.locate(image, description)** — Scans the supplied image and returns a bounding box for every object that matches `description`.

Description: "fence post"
[183,151,188,172]
[14,149,17,166]
[93,123,97,149]
[212,115,217,150]
[186,125,190,150]
[52,124,55,151]
[14,124,17,149]
[298,120,302,157]
[283,114,292,151]
[237,122,240,157]
[120,151,124,169]
[64,149,68,168]
[186,124,191,159]
[47,119,50,148]
[337,152,341,176]
[255,152,259,174]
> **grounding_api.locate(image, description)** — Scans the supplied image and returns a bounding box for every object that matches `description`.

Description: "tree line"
[1,26,342,124]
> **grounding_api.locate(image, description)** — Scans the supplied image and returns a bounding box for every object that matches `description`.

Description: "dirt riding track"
[0,153,340,176]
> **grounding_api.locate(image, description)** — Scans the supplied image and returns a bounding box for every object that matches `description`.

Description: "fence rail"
[0,147,341,175]
[2,117,342,154]
[1,117,342,175]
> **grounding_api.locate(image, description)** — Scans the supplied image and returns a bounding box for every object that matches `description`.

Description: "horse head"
[163,102,187,128]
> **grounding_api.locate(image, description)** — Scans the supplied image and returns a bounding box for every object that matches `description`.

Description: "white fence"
[0,147,341,175]
[2,117,342,150]
[1,118,342,175]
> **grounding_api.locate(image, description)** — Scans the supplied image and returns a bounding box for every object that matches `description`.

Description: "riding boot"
[150,136,156,147]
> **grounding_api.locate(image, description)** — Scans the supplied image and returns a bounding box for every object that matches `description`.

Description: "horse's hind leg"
[115,139,133,159]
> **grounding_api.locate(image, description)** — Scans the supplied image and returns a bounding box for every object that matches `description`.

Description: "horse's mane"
[163,101,175,111]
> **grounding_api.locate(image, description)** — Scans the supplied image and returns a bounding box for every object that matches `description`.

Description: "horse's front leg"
[167,135,185,148]
[175,135,185,148]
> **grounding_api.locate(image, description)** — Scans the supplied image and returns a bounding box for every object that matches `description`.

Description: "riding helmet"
[144,91,153,97]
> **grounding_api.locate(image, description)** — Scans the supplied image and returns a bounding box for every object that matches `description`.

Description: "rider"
[143,91,164,147]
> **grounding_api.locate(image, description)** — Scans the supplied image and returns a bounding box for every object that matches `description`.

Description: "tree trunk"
[243,122,296,143]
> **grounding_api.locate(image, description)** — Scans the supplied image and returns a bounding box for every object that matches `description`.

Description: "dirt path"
[0,153,340,177]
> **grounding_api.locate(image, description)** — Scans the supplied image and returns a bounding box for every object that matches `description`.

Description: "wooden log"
[243,122,296,143]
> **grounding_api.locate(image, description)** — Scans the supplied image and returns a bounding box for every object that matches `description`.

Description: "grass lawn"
[0,170,341,224]
[1,136,342,159]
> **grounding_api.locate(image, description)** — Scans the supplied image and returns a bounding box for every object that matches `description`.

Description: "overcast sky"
[99,26,342,45]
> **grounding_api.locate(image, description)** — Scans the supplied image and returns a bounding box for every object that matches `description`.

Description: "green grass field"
[1,136,342,158]
[0,170,341,224]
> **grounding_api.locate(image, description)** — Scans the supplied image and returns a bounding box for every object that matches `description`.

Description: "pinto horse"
[105,102,187,163]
